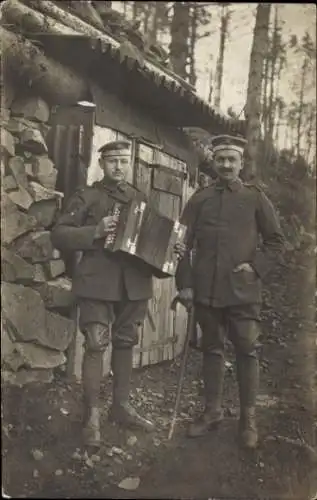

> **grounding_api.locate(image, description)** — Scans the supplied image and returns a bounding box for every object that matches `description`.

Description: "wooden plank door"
[47,104,94,203]
[133,144,188,367]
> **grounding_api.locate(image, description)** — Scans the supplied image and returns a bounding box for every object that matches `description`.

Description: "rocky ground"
[2,249,317,500]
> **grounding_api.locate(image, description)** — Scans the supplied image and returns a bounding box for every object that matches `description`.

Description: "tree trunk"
[188,5,198,87]
[296,57,308,158]
[208,64,213,104]
[267,65,276,143]
[1,27,88,105]
[267,6,279,144]
[149,1,159,45]
[291,124,296,153]
[156,1,170,36]
[262,6,281,172]
[214,5,230,113]
[305,106,315,163]
[262,50,270,137]
[244,3,271,181]
[283,120,289,150]
[274,111,279,145]
[273,62,284,146]
[132,1,138,22]
[274,107,282,149]
[142,2,151,33]
[169,2,190,80]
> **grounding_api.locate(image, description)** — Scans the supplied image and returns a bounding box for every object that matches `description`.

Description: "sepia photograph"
[1,1,316,499]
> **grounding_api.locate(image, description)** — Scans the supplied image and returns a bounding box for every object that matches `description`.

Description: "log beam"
[1,26,89,105]
[20,0,119,45]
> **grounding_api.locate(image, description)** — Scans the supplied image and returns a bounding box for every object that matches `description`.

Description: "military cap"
[211,134,247,155]
[98,140,131,156]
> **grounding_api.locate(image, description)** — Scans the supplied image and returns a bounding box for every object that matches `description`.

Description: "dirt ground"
[2,249,317,500]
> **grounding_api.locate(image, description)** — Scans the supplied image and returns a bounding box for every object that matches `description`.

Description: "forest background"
[109,1,316,254]
[113,2,316,167]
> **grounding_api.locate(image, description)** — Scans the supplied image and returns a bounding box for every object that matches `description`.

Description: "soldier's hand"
[233,262,255,273]
[178,288,194,310]
[174,241,187,259]
[94,216,118,239]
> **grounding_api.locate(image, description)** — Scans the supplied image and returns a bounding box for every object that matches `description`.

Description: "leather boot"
[82,349,103,447]
[236,354,259,449]
[109,348,155,432]
[188,353,225,438]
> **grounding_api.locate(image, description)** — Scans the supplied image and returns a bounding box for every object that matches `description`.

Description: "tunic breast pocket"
[229,193,257,223]
[230,201,253,222]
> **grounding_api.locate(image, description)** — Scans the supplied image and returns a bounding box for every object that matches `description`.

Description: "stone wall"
[1,96,75,387]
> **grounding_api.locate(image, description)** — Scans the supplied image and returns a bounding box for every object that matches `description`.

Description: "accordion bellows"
[104,199,186,278]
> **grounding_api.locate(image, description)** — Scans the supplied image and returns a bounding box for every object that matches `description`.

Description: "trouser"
[78,296,148,409]
[195,303,261,409]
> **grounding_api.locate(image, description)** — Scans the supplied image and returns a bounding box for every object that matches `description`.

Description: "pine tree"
[169,2,191,80]
[288,32,316,159]
[244,3,271,180]
[148,1,160,45]
[188,3,213,87]
[213,3,231,112]
[188,5,198,87]
[261,4,286,163]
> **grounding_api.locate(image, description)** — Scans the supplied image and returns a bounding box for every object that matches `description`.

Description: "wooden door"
[46,105,95,381]
[133,144,188,367]
[47,104,95,203]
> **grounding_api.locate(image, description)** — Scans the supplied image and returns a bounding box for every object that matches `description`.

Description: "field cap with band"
[98,140,131,157]
[211,135,247,156]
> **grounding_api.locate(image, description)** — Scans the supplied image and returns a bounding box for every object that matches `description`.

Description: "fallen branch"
[265,435,317,462]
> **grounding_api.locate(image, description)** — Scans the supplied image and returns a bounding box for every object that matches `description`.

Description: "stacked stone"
[1,96,75,386]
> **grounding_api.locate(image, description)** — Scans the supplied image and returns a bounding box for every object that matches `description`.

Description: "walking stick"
[168,297,196,440]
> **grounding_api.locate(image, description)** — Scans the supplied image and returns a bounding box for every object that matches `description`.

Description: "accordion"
[104,199,187,278]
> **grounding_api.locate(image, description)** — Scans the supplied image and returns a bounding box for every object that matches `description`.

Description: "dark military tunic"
[51,179,153,302]
[176,178,285,307]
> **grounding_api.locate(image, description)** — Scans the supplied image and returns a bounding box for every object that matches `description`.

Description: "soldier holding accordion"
[51,140,184,447]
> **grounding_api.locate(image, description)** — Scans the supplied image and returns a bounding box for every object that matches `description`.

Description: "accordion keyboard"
[104,202,121,246]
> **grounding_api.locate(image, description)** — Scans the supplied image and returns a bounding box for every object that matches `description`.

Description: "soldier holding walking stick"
[175,134,285,449]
